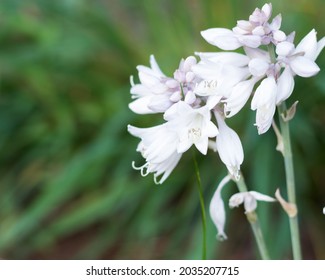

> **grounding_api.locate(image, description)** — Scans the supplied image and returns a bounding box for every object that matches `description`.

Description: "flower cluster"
[128,3,324,238]
[128,54,243,183]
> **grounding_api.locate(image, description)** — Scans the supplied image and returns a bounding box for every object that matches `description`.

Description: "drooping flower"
[214,112,244,179]
[128,124,182,184]
[251,76,277,134]
[209,175,231,240]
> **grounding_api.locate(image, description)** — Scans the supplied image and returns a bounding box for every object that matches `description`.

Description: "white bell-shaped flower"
[164,101,219,155]
[251,76,277,134]
[128,124,182,184]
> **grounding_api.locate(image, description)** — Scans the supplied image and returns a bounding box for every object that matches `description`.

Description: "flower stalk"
[193,152,207,260]
[235,175,270,260]
[277,102,302,260]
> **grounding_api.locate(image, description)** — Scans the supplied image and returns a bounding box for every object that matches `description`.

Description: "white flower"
[209,175,231,240]
[129,55,177,114]
[214,112,244,179]
[276,32,321,77]
[164,101,219,155]
[251,76,277,134]
[275,29,324,103]
[229,191,276,213]
[276,66,295,104]
[128,124,182,184]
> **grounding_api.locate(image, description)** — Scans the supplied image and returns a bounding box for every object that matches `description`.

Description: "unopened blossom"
[229,191,276,213]
[164,101,219,155]
[214,112,244,179]
[201,3,286,51]
[128,124,182,184]
[173,56,202,106]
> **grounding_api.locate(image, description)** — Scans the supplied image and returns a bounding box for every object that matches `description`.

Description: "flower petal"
[276,41,294,57]
[195,52,250,67]
[251,77,277,134]
[207,95,223,109]
[149,54,165,77]
[256,103,276,134]
[251,77,277,110]
[237,35,262,48]
[315,37,325,60]
[215,113,244,178]
[224,78,256,117]
[229,193,245,208]
[244,47,271,62]
[273,30,286,42]
[243,194,257,213]
[195,137,209,155]
[201,28,242,50]
[249,191,276,202]
[129,97,154,114]
[295,29,318,60]
[148,95,173,112]
[249,58,269,77]
[290,56,320,77]
[270,14,282,31]
[262,3,272,20]
[276,66,295,104]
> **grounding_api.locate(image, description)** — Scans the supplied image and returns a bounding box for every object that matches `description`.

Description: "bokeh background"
[0,0,324,260]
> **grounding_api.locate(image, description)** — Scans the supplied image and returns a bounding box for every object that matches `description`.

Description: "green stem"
[193,152,207,260]
[268,44,277,63]
[236,174,270,260]
[277,102,302,260]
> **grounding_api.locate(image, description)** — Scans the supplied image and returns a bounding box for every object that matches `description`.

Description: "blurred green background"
[0,0,324,259]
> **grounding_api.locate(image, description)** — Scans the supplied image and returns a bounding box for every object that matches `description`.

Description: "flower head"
[201,3,286,51]
[129,55,202,114]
